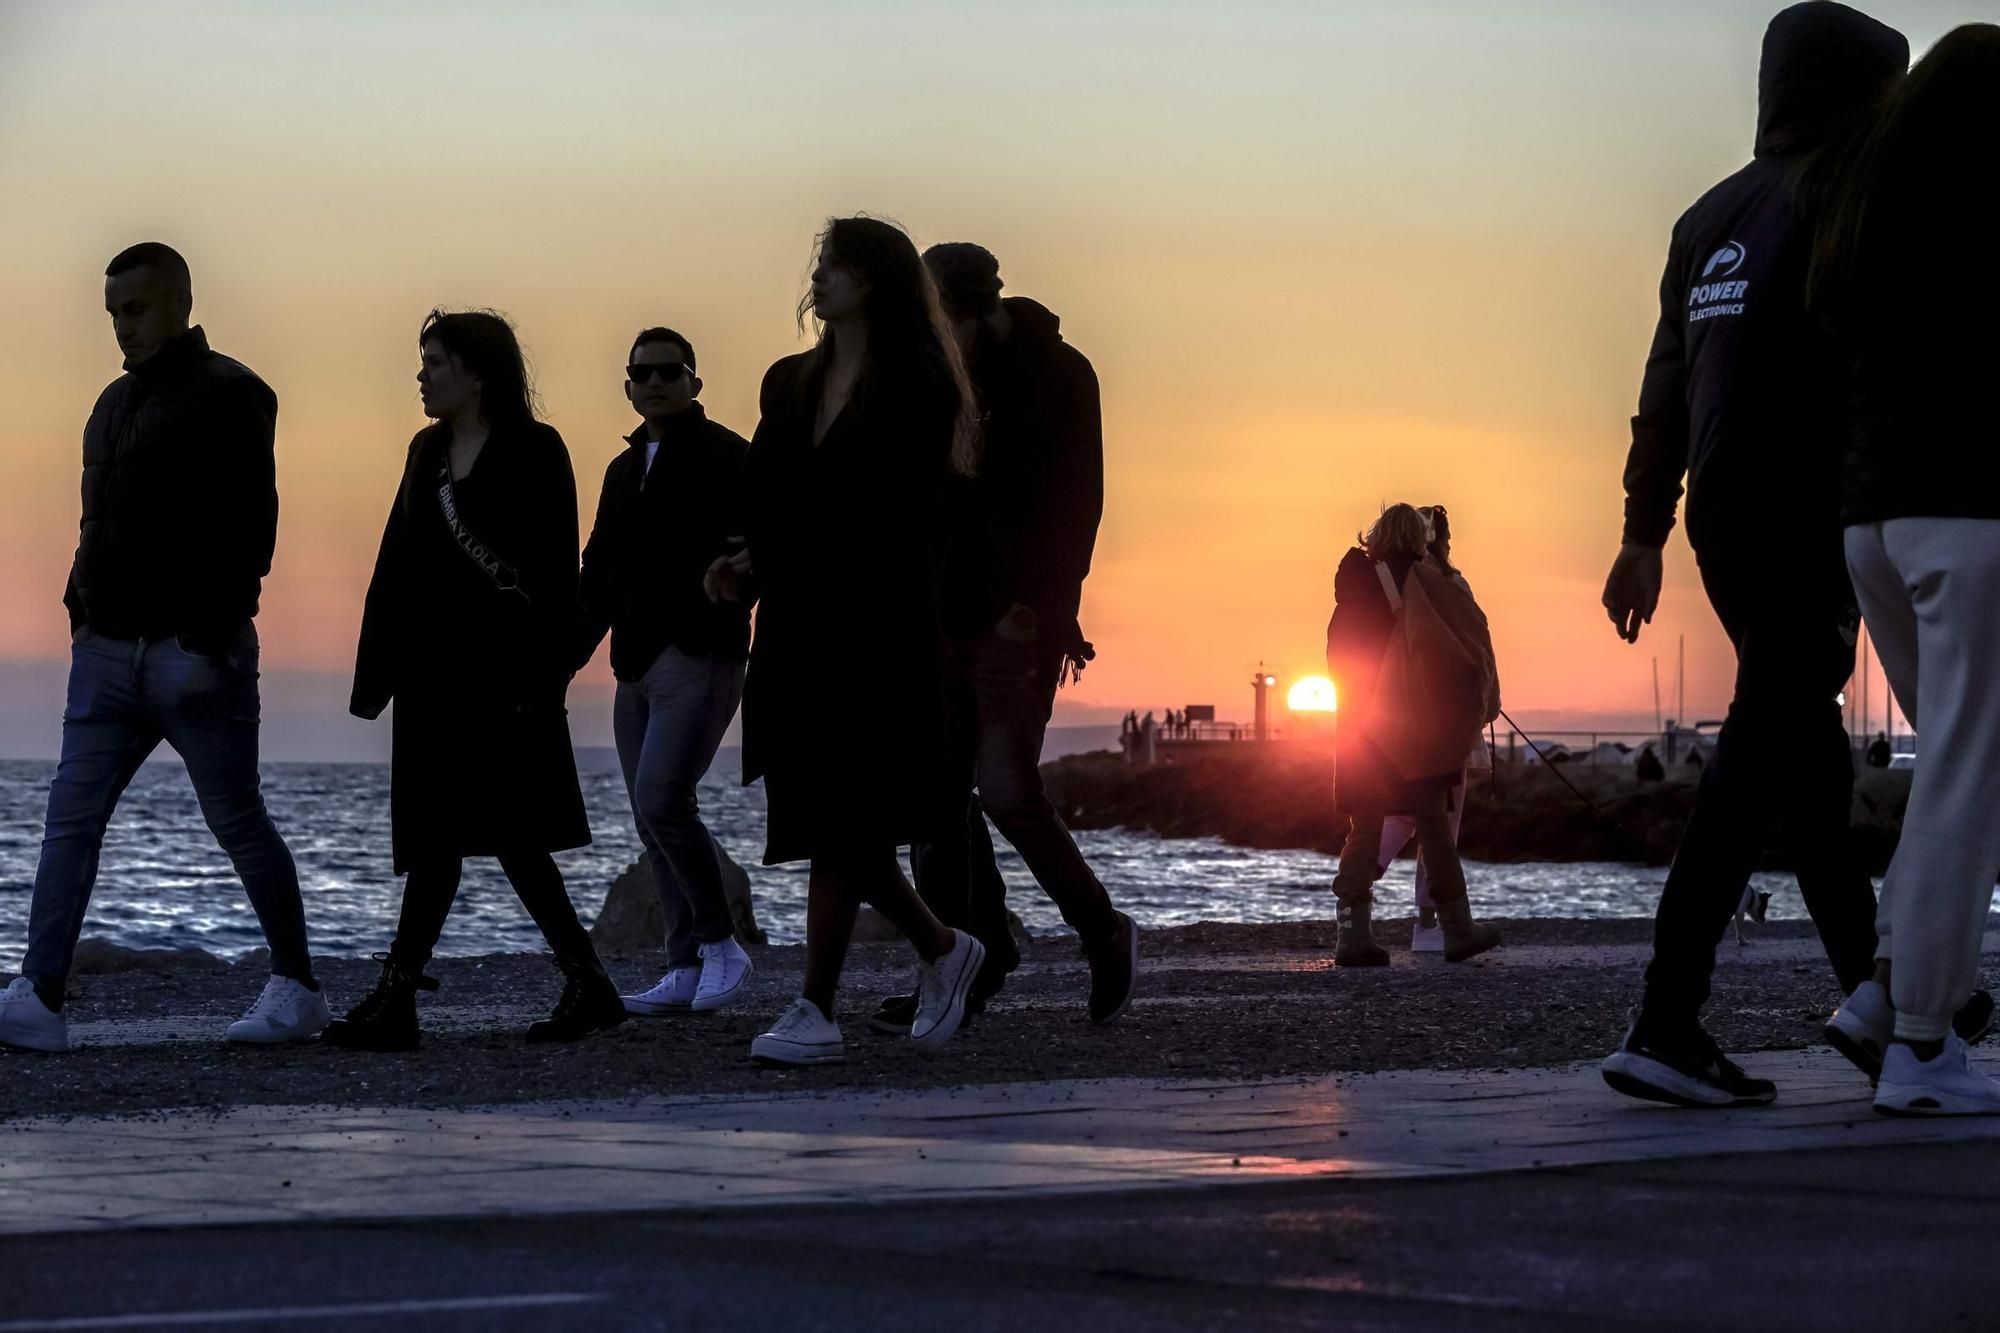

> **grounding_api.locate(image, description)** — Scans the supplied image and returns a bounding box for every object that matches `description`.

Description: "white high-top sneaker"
[751,998,845,1066]
[226,976,333,1044]
[1825,979,1894,1081]
[1876,1034,2000,1117]
[692,937,753,1012]
[623,966,699,1015]
[0,976,70,1053]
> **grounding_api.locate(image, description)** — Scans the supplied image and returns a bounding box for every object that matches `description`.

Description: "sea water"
[0,754,1809,960]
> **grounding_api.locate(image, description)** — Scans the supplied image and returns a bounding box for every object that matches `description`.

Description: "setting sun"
[1286,676,1338,713]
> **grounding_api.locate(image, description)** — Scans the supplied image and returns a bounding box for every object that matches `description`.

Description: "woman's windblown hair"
[797,215,981,477]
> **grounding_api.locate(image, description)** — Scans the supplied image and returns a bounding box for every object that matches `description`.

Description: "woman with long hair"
[709,217,985,1065]
[328,309,621,1051]
[1813,25,2000,1115]
[1376,505,1491,953]
[1325,502,1501,967]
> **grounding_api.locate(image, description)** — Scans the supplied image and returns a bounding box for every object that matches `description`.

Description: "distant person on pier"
[1599,3,1908,1109]
[1815,24,2000,1115]
[1,243,328,1056]
[331,309,621,1052]
[874,241,1136,1036]
[1377,506,1490,954]
[1866,732,1891,769]
[1326,503,1502,967]
[574,326,756,1019]
[715,217,986,1066]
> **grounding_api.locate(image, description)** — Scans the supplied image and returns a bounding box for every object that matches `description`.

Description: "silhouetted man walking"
[0,243,327,1053]
[577,328,754,1017]
[874,244,1137,1032]
[1599,4,1906,1106]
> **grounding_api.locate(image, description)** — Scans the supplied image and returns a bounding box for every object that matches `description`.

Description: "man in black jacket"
[873,245,1137,1031]
[577,328,755,1016]
[1598,4,1905,1107]
[0,243,326,1055]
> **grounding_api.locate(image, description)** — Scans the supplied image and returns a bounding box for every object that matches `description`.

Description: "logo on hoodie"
[1688,241,1750,323]
[1701,242,1746,278]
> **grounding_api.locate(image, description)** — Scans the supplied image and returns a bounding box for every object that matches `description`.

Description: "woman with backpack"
[1325,503,1502,967]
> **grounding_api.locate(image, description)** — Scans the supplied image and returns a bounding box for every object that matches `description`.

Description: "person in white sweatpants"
[1843,520,2000,1106]
[1812,22,2000,1115]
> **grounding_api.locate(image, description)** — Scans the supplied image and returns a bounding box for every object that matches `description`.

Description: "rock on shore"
[591,845,767,952]
[1042,749,1910,873]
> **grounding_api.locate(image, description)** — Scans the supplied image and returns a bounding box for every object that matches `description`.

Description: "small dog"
[1732,885,1773,945]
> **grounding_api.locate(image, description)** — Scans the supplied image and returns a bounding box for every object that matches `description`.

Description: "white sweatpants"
[1846,518,2000,1042]
[1380,775,1467,911]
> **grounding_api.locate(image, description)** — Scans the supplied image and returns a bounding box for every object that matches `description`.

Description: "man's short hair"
[630,327,695,372]
[104,242,191,291]
[923,243,1003,320]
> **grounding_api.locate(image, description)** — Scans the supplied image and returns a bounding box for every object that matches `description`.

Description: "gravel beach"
[11,918,1986,1119]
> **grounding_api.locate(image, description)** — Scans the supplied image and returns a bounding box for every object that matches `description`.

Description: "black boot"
[1335,895,1390,967]
[526,954,627,1043]
[322,954,436,1052]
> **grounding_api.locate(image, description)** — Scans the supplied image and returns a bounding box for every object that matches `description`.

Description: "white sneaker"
[1876,1034,2000,1116]
[0,976,68,1053]
[751,998,845,1066]
[624,966,700,1015]
[1410,924,1445,954]
[226,975,332,1044]
[911,929,986,1053]
[1825,979,1894,1082]
[692,937,753,1012]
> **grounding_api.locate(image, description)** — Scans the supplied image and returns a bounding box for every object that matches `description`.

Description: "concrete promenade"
[4,1050,2000,1329]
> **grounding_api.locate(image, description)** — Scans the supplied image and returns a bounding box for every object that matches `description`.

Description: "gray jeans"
[612,647,746,967]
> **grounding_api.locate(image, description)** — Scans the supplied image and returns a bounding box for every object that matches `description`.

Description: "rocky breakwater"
[1042,748,1911,874]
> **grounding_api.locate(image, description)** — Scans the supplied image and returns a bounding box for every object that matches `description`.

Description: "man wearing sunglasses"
[577,328,754,1016]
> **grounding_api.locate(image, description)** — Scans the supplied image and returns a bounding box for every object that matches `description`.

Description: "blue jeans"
[612,647,746,967]
[24,627,312,1005]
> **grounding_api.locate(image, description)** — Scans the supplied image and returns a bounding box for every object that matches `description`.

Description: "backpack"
[1360,558,1501,782]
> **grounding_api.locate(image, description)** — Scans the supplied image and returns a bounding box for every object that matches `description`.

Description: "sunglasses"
[628,363,690,384]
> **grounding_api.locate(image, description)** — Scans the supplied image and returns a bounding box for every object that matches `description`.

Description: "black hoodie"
[1619,2,1907,554]
[940,296,1104,654]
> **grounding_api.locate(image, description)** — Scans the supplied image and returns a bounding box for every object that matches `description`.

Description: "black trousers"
[391,849,595,970]
[911,636,1119,971]
[1642,545,1879,1022]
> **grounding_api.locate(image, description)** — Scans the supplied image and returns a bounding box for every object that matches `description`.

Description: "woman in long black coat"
[708,217,987,1067]
[326,309,622,1052]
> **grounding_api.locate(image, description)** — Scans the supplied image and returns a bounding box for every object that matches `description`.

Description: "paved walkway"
[6,1048,1999,1235]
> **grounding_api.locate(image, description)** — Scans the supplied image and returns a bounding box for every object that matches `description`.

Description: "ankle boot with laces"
[526,954,627,1043]
[322,954,436,1052]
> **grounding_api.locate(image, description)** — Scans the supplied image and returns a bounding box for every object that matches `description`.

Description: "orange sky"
[0,1,1974,756]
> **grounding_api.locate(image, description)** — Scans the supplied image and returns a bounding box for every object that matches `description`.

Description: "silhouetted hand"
[1603,543,1663,644]
[705,547,753,604]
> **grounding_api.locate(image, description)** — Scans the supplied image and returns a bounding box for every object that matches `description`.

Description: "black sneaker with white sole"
[1601,1015,1776,1108]
[1086,911,1139,1025]
[868,991,918,1035]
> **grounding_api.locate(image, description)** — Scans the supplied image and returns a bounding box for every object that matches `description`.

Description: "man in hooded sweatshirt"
[1598,2,1913,1107]
[870,244,1138,1032]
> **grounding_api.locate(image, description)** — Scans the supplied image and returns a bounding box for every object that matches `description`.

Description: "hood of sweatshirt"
[1755,1,1908,158]
[1000,295,1063,346]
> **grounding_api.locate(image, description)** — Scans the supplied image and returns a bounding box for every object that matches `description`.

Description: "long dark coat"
[352,420,590,872]
[1325,547,1461,818]
[740,351,958,865]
